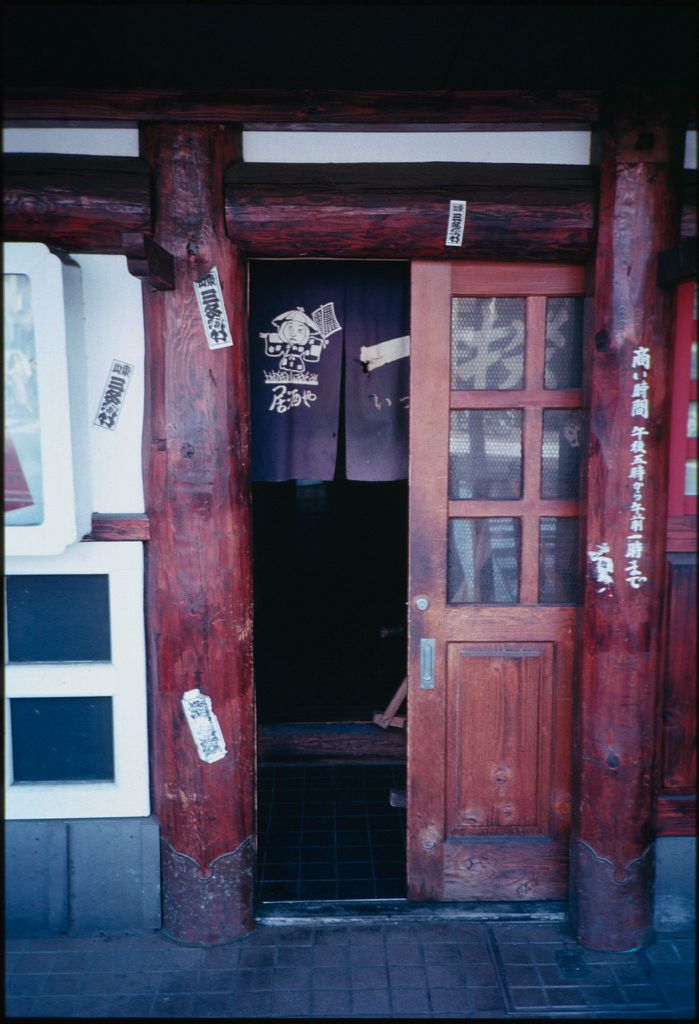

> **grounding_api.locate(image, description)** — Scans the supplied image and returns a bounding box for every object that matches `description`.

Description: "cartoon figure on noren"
[260,303,342,383]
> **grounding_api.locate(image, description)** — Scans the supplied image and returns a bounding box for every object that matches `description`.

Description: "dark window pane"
[539,518,580,604]
[448,518,520,604]
[545,297,583,389]
[451,298,524,390]
[10,697,114,782]
[449,409,523,499]
[541,409,583,499]
[6,575,111,663]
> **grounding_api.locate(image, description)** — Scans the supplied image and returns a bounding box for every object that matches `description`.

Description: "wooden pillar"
[571,90,686,950]
[140,124,255,944]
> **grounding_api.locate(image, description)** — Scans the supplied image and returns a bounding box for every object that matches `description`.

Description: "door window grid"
[448,294,583,605]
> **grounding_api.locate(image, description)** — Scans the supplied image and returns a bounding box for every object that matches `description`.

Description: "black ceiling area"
[2,2,696,93]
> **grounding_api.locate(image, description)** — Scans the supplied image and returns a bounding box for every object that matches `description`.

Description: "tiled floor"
[5,921,695,1018]
[257,763,407,903]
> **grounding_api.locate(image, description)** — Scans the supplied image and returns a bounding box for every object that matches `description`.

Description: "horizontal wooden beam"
[257,723,407,764]
[3,154,151,253]
[656,795,696,836]
[225,186,596,261]
[228,162,597,192]
[86,513,151,541]
[3,153,692,262]
[3,87,601,129]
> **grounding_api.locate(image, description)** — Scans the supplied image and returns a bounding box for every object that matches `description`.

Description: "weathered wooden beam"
[571,90,687,952]
[123,232,175,290]
[3,87,601,128]
[3,154,151,253]
[86,513,151,542]
[141,123,254,945]
[225,162,599,259]
[257,723,407,764]
[656,795,697,836]
[657,237,697,288]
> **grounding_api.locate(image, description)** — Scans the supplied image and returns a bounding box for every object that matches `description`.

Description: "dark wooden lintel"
[227,162,598,193]
[3,87,602,128]
[123,232,175,290]
[257,723,407,764]
[657,237,697,289]
[86,513,151,541]
[656,794,696,836]
[3,154,150,253]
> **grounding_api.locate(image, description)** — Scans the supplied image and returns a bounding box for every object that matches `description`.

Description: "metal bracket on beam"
[123,232,175,290]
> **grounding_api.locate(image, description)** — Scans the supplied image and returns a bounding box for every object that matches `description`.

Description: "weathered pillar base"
[570,841,655,951]
[160,837,255,945]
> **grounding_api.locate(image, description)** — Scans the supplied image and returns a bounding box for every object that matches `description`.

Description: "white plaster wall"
[4,125,696,166]
[243,130,592,164]
[3,127,139,156]
[71,255,145,514]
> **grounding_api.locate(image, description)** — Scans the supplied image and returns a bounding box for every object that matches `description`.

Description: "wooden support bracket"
[373,677,408,729]
[123,232,175,290]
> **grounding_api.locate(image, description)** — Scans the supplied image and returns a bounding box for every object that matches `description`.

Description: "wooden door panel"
[408,260,584,902]
[443,836,568,901]
[446,642,554,837]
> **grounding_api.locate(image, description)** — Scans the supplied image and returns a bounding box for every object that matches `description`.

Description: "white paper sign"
[193,268,233,350]
[181,688,227,763]
[445,200,467,247]
[94,359,134,430]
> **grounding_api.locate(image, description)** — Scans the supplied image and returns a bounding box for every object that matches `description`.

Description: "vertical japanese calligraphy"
[625,346,651,589]
[193,267,233,350]
[445,200,467,247]
[94,359,134,431]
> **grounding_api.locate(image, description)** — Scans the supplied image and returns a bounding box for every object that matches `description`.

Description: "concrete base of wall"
[5,816,161,937]
[654,836,696,932]
[6,820,693,937]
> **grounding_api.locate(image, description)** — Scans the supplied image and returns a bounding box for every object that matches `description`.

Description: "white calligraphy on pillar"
[588,542,615,594]
[626,346,651,589]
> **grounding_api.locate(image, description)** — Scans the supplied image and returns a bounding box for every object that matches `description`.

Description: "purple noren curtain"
[249,261,410,482]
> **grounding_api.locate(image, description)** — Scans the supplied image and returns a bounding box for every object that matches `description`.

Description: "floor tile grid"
[5,924,696,1019]
[487,922,695,1016]
[257,764,407,903]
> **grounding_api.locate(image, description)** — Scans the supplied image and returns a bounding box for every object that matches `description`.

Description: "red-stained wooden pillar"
[571,91,687,951]
[140,124,255,944]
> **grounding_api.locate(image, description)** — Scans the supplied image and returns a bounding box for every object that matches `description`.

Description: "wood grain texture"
[3,87,601,127]
[86,513,150,541]
[443,837,567,901]
[257,724,406,764]
[571,89,687,951]
[407,262,452,901]
[656,795,696,836]
[665,515,697,552]
[3,155,150,253]
[658,553,697,793]
[139,124,254,941]
[225,187,595,260]
[446,643,554,836]
[123,232,175,290]
[408,262,579,903]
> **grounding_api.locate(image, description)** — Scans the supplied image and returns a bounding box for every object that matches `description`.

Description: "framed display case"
[4,243,91,555]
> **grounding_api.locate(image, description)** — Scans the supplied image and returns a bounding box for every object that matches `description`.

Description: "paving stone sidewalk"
[5,919,695,1019]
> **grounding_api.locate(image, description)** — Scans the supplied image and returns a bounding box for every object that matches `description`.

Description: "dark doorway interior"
[252,478,409,902]
[252,476,408,724]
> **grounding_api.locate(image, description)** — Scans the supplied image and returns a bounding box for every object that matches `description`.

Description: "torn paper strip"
[359,335,410,373]
[181,688,228,763]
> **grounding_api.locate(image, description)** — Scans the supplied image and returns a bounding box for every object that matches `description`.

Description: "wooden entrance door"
[407,261,585,901]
